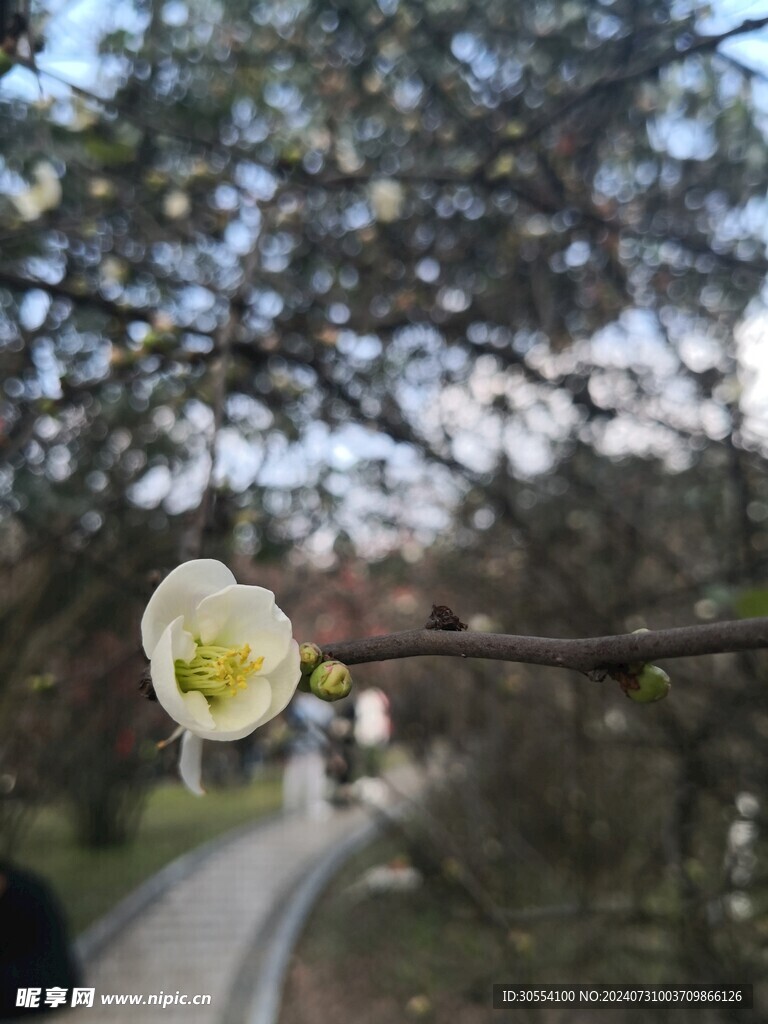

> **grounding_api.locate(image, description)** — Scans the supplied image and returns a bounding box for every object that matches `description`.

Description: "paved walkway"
[71,774,414,1024]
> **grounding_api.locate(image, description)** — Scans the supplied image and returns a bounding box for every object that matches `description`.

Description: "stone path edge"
[75,809,284,966]
[226,815,381,1024]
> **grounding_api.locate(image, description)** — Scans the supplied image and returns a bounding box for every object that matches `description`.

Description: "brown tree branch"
[505,16,768,148]
[323,618,768,674]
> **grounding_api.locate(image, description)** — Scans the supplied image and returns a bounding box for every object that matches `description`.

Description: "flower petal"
[151,617,216,734]
[202,676,273,740]
[179,731,205,796]
[177,644,300,742]
[259,640,302,727]
[195,585,293,672]
[141,559,236,658]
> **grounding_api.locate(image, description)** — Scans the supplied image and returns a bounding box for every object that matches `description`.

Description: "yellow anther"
[175,643,264,699]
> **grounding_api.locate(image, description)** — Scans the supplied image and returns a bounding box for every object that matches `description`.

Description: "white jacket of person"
[354,687,391,747]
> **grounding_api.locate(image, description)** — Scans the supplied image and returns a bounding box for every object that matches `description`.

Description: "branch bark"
[323,618,768,674]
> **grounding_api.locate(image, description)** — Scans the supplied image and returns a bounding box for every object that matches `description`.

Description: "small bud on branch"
[299,641,323,674]
[424,604,467,631]
[323,618,768,675]
[309,660,353,701]
[615,664,671,703]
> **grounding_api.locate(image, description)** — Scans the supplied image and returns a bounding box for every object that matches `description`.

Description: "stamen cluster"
[175,644,263,698]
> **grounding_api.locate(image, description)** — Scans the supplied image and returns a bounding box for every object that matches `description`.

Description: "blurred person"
[0,860,80,1019]
[354,687,391,778]
[282,693,334,820]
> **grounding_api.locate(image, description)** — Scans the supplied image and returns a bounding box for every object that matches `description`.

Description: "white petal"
[141,560,236,658]
[259,640,302,726]
[202,676,273,740]
[195,585,293,672]
[151,618,216,734]
[184,642,300,742]
[179,731,205,796]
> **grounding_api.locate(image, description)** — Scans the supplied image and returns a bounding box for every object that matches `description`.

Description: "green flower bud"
[297,674,312,693]
[299,641,323,675]
[309,660,352,702]
[621,664,671,703]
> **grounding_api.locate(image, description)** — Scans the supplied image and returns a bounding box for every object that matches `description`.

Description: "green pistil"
[175,643,263,698]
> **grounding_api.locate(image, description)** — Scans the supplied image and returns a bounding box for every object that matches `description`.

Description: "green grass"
[14,772,283,934]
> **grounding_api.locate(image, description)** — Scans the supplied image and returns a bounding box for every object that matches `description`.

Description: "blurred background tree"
[2,0,768,1007]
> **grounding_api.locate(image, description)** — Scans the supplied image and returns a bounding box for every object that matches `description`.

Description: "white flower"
[141,559,301,794]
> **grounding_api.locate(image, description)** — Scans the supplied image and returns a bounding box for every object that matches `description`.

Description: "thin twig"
[323,618,768,674]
